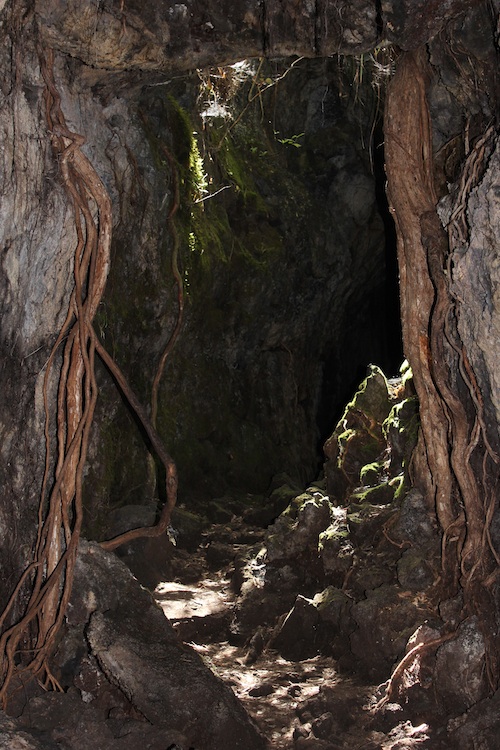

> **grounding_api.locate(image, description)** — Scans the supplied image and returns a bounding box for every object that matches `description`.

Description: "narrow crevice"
[261,0,269,56]
[375,0,384,39]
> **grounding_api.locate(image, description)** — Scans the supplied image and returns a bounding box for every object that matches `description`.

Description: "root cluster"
[0,47,179,702]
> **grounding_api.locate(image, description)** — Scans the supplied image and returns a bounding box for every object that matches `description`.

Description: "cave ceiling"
[35,0,483,74]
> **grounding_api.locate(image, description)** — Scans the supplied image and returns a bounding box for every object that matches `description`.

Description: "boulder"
[390,489,438,545]
[434,617,489,714]
[447,687,500,750]
[318,509,354,582]
[269,595,320,660]
[0,712,55,750]
[350,585,432,679]
[269,587,355,662]
[324,366,394,503]
[266,489,332,563]
[396,544,438,591]
[58,540,269,750]
[18,689,189,750]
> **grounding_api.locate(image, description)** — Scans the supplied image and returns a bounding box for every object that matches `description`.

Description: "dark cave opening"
[315,117,403,459]
[87,55,408,508]
[229,54,406,487]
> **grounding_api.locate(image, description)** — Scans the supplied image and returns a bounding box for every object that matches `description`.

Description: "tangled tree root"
[385,48,500,695]
[0,46,179,703]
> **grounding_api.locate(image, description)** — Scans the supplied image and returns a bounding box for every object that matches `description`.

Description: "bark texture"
[385,12,500,687]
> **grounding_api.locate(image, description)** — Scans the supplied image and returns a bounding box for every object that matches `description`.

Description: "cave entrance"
[130,54,404,502]
[3,8,500,747]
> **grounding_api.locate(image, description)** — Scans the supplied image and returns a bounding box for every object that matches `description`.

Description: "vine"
[0,47,179,701]
[384,47,500,698]
[0,45,112,701]
[147,136,184,430]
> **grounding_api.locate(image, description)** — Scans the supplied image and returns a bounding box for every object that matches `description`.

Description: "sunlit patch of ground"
[155,575,434,749]
[155,578,231,619]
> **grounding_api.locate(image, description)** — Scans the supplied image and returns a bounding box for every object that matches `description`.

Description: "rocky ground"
[3,366,500,749]
[153,529,433,750]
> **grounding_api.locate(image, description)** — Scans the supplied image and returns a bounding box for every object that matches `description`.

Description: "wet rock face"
[74,52,394,513]
[382,0,482,50]
[34,0,329,74]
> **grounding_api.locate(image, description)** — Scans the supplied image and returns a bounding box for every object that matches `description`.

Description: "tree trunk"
[385,46,500,689]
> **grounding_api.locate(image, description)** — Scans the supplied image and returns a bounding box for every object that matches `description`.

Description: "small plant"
[274,131,305,148]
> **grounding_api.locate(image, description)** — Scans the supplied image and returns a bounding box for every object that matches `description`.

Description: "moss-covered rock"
[266,489,333,562]
[323,364,420,515]
[359,460,384,485]
[397,544,438,590]
[383,395,420,475]
[347,501,394,545]
[346,364,392,425]
[350,481,395,506]
[318,512,354,581]
[242,482,300,527]
[313,586,352,625]
[324,365,396,503]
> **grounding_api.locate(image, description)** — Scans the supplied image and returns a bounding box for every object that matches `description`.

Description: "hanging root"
[386,48,500,697]
[0,45,179,703]
[150,141,184,430]
[0,45,112,703]
[95,336,178,552]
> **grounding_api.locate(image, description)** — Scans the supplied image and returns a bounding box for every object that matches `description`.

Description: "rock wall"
[55,55,397,523]
[429,5,500,476]
[0,0,498,566]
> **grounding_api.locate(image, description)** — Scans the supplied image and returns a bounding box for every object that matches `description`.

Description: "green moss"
[345,364,391,425]
[350,482,395,506]
[337,428,356,450]
[188,135,208,200]
[346,501,388,530]
[390,474,406,501]
[162,107,285,277]
[400,359,413,388]
[383,396,420,467]
[313,586,351,611]
[218,135,269,213]
[359,461,384,485]
[188,202,232,266]
[318,524,350,549]
[281,491,321,520]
